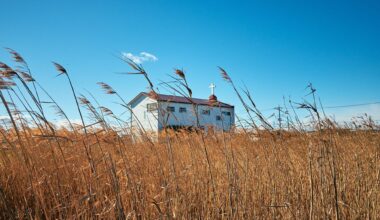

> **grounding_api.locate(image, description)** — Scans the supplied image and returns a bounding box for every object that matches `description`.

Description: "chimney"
[209,94,217,102]
[208,83,217,103]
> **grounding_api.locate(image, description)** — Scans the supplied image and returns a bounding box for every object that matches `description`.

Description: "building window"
[216,115,222,121]
[202,110,210,115]
[222,111,231,116]
[147,103,158,112]
[166,106,175,112]
[179,107,187,113]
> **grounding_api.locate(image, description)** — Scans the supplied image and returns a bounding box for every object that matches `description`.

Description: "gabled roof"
[128,92,234,108]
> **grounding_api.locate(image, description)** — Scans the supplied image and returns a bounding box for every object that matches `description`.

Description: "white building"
[128,85,234,132]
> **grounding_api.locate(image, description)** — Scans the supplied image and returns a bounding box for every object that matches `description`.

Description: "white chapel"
[128,84,234,132]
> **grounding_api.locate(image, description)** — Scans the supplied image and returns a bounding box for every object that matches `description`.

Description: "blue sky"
[1,0,379,123]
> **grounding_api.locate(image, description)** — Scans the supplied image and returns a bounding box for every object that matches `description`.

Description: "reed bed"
[0,49,379,219]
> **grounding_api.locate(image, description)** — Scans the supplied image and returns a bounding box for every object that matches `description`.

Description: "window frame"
[166,106,175,112]
[202,109,210,115]
[147,103,158,112]
[222,111,231,116]
[179,107,187,113]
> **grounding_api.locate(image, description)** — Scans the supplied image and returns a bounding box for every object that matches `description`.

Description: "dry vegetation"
[0,49,379,219]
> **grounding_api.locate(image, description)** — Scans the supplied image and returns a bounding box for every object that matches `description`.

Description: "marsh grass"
[0,49,379,219]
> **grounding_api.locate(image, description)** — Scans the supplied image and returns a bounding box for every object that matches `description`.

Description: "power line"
[257,101,380,112]
[322,101,380,109]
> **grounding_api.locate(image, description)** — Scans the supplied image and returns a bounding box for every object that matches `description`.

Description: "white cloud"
[54,119,82,129]
[122,52,158,64]
[0,115,10,120]
[0,115,31,121]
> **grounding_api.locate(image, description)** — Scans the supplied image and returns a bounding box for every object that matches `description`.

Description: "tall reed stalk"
[0,49,378,219]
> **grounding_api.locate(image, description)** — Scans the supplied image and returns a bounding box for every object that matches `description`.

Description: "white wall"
[130,95,235,132]
[157,102,234,131]
[157,102,198,129]
[197,104,234,131]
[130,96,159,132]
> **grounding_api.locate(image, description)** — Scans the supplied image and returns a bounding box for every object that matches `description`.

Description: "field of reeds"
[0,49,379,219]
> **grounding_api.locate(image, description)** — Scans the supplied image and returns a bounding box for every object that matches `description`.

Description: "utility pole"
[274,105,283,130]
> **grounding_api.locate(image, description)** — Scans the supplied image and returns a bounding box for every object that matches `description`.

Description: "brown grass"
[0,49,379,219]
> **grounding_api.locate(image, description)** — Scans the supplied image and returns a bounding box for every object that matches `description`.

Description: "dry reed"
[0,49,379,219]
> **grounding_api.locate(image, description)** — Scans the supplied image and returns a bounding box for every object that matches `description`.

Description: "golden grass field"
[0,49,379,219]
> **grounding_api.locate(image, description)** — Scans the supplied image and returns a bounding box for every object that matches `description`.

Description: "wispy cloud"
[122,52,158,64]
